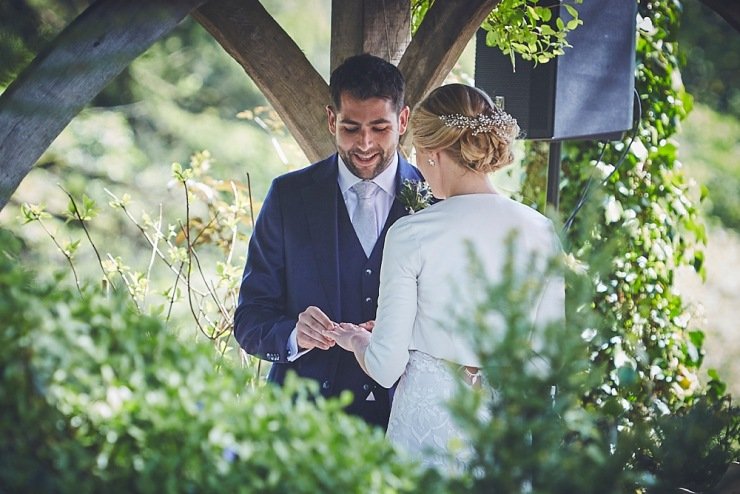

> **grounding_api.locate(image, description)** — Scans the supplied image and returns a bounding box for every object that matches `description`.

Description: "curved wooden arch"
[0,0,504,211]
[700,0,740,32]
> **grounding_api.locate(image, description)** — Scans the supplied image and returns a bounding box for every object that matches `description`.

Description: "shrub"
[442,236,738,493]
[0,227,426,493]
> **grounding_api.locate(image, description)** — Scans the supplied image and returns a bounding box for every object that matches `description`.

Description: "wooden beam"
[399,0,499,124]
[699,0,740,32]
[331,0,364,72]
[193,0,334,164]
[0,0,206,212]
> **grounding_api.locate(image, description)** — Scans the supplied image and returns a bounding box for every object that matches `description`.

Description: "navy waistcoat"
[332,189,392,427]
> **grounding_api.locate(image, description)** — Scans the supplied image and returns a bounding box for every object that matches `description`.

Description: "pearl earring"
[427,158,436,167]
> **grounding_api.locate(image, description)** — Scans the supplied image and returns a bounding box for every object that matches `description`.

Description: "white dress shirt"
[287,155,400,360]
[364,194,566,388]
[337,154,398,237]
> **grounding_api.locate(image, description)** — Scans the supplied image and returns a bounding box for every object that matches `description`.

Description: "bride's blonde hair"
[411,83,520,174]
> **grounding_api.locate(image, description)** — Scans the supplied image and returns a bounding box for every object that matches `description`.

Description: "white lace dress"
[385,350,476,473]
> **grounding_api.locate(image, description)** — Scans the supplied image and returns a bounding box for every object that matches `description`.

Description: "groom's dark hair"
[330,53,405,114]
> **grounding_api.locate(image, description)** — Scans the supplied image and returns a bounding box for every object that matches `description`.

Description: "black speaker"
[474,0,638,141]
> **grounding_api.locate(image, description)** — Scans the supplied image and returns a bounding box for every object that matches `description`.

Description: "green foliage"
[442,237,738,492]
[676,104,740,231]
[513,0,720,425]
[639,395,739,492]
[23,151,256,362]
[411,0,583,68]
[446,241,641,493]
[0,227,428,493]
[482,0,583,68]
[677,0,740,119]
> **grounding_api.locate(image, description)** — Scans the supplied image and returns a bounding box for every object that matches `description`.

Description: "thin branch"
[142,203,163,307]
[180,182,210,339]
[36,218,83,296]
[104,188,208,297]
[165,260,186,324]
[61,187,115,290]
[105,253,142,312]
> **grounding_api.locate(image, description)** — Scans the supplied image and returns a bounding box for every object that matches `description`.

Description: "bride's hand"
[326,323,370,352]
[358,320,375,332]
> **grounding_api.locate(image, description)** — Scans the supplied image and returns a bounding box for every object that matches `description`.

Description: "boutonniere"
[398,179,433,214]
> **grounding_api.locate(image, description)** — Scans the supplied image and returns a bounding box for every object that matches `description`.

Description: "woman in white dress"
[326,84,565,472]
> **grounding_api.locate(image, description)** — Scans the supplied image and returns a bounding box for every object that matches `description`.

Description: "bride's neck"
[445,170,495,198]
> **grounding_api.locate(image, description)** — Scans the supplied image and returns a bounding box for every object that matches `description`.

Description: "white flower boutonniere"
[398,179,433,214]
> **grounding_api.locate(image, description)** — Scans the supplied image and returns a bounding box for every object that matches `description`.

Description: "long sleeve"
[527,221,566,358]
[233,180,297,363]
[364,220,420,388]
[534,223,566,328]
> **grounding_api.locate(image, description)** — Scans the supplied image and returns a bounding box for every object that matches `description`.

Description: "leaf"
[20,203,49,223]
[567,19,581,30]
[81,194,99,221]
[540,25,556,36]
[64,239,81,257]
[527,5,540,21]
[564,4,579,19]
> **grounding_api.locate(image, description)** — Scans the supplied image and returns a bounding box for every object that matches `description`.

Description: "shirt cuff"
[287,327,311,362]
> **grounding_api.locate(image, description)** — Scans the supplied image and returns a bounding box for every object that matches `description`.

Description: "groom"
[234,54,423,429]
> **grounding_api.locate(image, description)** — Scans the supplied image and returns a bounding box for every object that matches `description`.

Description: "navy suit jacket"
[234,153,423,426]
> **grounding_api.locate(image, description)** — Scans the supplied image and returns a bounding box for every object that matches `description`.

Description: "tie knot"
[352,180,380,200]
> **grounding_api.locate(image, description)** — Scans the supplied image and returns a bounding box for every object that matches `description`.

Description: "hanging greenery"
[412,0,583,68]
[519,0,721,424]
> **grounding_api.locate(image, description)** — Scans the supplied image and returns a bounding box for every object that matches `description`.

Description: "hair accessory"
[427,158,436,167]
[439,107,517,137]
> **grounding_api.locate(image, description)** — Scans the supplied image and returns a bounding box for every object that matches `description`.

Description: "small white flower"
[604,196,624,224]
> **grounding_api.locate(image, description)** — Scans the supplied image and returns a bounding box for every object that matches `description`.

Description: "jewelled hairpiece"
[439,108,517,137]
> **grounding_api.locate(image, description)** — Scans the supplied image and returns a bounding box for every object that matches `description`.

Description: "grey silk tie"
[351,180,380,256]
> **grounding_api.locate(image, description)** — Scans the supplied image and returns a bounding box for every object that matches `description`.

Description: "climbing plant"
[519,0,723,425]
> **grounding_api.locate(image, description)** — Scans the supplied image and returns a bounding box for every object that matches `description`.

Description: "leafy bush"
[442,238,738,493]
[0,227,426,493]
[513,0,730,428]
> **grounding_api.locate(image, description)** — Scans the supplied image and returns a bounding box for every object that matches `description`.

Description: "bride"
[326,83,565,472]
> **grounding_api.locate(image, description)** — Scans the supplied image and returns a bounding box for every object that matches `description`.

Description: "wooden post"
[330,0,411,71]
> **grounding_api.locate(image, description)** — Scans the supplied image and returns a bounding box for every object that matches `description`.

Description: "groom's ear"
[398,105,410,135]
[326,105,337,135]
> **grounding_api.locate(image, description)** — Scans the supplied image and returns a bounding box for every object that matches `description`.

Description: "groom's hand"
[296,306,337,351]
[358,320,375,332]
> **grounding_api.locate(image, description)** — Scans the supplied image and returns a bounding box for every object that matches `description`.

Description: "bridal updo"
[411,83,520,174]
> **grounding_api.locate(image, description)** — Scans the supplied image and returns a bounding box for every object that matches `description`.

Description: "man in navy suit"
[234,54,423,429]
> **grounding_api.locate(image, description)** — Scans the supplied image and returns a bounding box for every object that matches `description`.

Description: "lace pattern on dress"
[386,350,483,474]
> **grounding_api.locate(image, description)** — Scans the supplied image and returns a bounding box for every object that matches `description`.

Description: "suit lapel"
[301,158,341,321]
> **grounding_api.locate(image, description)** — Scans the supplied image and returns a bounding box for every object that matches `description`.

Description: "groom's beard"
[340,147,393,180]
